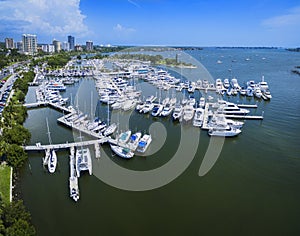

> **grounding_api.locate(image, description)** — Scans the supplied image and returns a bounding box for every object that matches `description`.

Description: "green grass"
[0,163,11,203]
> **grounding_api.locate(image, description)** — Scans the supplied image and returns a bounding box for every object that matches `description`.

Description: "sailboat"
[46,118,57,174]
[103,95,117,136]
[75,132,92,178]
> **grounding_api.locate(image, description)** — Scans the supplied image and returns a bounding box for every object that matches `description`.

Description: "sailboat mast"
[46,118,52,145]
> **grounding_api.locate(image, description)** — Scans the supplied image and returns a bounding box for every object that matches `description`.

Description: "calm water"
[20,48,300,235]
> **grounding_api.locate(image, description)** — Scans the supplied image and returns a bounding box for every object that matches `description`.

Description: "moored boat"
[136,134,152,153]
[110,144,134,159]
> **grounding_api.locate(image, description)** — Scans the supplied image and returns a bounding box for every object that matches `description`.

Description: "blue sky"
[1,0,300,47]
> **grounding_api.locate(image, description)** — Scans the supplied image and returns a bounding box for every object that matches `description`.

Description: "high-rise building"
[41,44,55,53]
[22,34,37,55]
[5,38,14,49]
[62,41,70,51]
[86,40,93,51]
[68,35,75,51]
[16,41,23,51]
[52,39,61,52]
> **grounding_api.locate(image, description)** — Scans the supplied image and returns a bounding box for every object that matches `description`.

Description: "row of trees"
[0,71,34,169]
[112,53,194,67]
[0,49,29,70]
[0,70,35,235]
[0,199,35,235]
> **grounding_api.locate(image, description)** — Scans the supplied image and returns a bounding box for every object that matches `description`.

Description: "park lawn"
[0,163,11,203]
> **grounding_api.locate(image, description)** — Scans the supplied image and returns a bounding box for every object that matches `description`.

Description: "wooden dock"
[224,114,263,120]
[24,138,109,151]
[201,103,210,129]
[24,102,73,114]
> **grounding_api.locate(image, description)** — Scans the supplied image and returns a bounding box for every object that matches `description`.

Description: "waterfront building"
[86,40,93,51]
[62,41,70,51]
[74,44,83,52]
[22,34,37,55]
[53,39,61,52]
[16,41,23,51]
[5,38,14,49]
[68,35,75,51]
[41,44,55,53]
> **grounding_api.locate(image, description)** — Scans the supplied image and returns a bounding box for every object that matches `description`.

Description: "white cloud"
[128,0,141,8]
[113,24,136,33]
[0,0,89,37]
[262,6,300,28]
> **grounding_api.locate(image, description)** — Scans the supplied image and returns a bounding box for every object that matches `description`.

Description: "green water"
[20,49,300,235]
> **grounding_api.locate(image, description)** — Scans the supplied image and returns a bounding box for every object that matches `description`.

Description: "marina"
[17,48,300,236]
[21,55,268,201]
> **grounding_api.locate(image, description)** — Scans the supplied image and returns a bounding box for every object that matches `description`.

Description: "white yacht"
[141,101,155,114]
[136,134,152,153]
[110,144,134,159]
[199,97,205,108]
[172,104,183,121]
[218,102,250,115]
[223,79,230,89]
[128,132,142,150]
[183,105,195,121]
[160,104,173,117]
[151,104,163,117]
[123,99,137,111]
[75,147,92,178]
[259,76,269,91]
[46,81,66,91]
[208,126,241,137]
[117,130,132,144]
[230,78,240,89]
[263,89,272,99]
[193,108,204,127]
[254,87,262,98]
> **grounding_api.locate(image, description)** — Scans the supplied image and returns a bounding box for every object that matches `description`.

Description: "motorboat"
[110,144,134,159]
[48,149,57,174]
[254,87,262,98]
[183,105,195,121]
[117,130,132,144]
[75,147,92,178]
[263,89,272,99]
[46,81,66,91]
[136,134,152,153]
[188,96,196,107]
[199,97,205,108]
[160,104,173,117]
[193,108,204,127]
[135,101,145,111]
[215,78,223,91]
[208,126,241,137]
[246,87,254,97]
[151,104,163,117]
[223,79,230,88]
[128,132,142,150]
[123,99,137,111]
[230,78,240,89]
[141,101,154,114]
[239,87,247,96]
[172,104,183,121]
[259,76,269,91]
[218,102,250,115]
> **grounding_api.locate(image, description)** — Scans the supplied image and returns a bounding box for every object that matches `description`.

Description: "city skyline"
[0,0,300,47]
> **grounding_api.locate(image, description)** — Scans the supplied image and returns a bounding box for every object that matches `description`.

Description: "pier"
[224,114,263,120]
[24,101,73,114]
[24,139,108,151]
